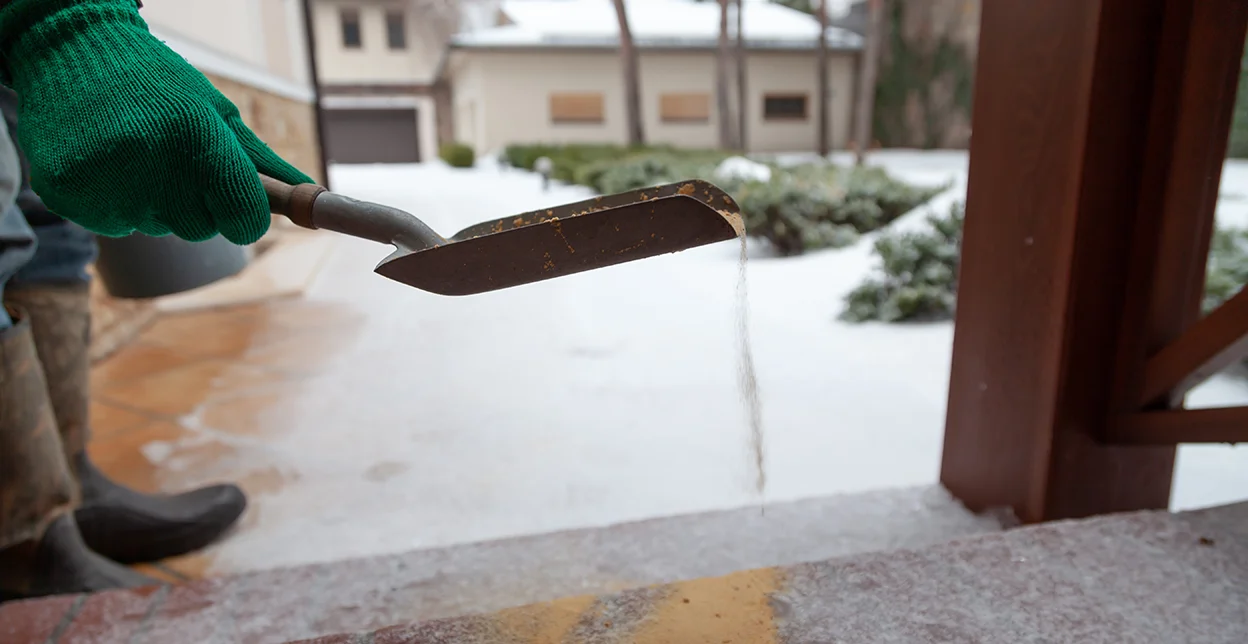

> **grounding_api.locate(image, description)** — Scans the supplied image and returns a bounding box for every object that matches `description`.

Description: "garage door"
[324,108,420,164]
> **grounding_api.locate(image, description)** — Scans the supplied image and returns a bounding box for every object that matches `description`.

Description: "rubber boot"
[5,285,247,563]
[0,311,156,601]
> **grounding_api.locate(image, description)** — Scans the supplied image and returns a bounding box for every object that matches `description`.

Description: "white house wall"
[746,52,855,152]
[451,56,488,151]
[141,0,267,70]
[457,49,857,155]
[313,0,444,84]
[475,51,629,153]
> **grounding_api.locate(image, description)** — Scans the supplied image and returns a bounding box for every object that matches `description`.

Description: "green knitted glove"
[0,0,314,244]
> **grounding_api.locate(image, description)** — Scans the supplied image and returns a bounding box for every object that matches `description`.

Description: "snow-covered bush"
[736,166,948,256]
[574,152,725,195]
[503,143,678,183]
[1203,226,1248,372]
[841,202,965,322]
[438,143,475,168]
[502,143,944,255]
[1204,226,1248,313]
[842,206,1248,325]
[714,156,772,183]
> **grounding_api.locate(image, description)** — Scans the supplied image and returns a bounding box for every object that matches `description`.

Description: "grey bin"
[94,233,249,299]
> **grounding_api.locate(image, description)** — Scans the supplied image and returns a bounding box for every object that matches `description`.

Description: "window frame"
[658,92,712,124]
[549,93,607,125]
[762,93,810,121]
[340,8,362,50]
[385,10,407,50]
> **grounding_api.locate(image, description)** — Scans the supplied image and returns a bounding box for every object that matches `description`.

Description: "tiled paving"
[86,298,367,582]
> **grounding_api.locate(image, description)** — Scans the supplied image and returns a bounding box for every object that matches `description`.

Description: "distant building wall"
[312,0,445,84]
[141,0,310,85]
[452,48,856,154]
[209,74,324,184]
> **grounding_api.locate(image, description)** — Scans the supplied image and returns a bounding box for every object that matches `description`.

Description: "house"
[308,0,466,164]
[440,0,863,156]
[139,0,325,182]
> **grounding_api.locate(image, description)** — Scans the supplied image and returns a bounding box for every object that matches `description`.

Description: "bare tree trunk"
[612,0,645,146]
[735,0,747,151]
[853,0,884,165]
[716,0,737,149]
[816,0,829,157]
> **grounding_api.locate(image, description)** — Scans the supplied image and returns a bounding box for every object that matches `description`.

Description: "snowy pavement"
[202,150,1246,573]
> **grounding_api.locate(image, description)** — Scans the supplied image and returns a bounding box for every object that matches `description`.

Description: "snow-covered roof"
[451,0,863,51]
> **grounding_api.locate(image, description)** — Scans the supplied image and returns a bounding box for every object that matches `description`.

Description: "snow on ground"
[209,150,1246,572]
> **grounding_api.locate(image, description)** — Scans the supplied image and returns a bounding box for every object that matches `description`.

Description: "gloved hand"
[0,0,315,244]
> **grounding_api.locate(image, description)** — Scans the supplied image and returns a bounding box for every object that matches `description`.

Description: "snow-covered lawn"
[208,150,1247,572]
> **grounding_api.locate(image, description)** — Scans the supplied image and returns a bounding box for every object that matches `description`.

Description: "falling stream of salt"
[737,236,766,496]
[725,215,766,497]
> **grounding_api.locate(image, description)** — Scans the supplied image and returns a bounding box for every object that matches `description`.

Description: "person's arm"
[0,85,57,226]
[0,0,311,244]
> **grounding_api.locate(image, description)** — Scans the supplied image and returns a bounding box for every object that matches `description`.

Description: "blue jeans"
[0,208,97,330]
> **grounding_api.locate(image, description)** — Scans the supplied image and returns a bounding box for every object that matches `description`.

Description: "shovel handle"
[259,175,446,252]
[260,175,326,230]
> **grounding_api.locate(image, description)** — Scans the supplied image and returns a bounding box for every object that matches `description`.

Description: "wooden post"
[939,0,1241,523]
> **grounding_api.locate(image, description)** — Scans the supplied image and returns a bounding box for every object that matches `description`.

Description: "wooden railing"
[940,0,1248,524]
[1110,286,1248,445]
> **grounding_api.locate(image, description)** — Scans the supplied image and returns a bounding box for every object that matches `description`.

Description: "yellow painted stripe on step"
[471,567,784,644]
[629,568,783,644]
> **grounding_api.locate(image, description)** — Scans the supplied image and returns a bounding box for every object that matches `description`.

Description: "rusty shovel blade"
[263,177,743,296]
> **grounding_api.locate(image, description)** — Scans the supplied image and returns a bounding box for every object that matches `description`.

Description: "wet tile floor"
[87,299,359,581]
[88,298,367,582]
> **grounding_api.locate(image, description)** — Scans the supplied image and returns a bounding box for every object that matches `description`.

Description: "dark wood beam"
[1117,0,1248,413]
[1140,287,1248,406]
[940,0,1248,523]
[1110,407,1248,445]
[942,0,1167,523]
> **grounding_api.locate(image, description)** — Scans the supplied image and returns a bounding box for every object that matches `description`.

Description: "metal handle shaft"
[261,175,324,230]
[260,175,446,252]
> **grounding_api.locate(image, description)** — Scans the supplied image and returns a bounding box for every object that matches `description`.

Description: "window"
[385,11,407,50]
[550,93,605,124]
[340,9,361,49]
[659,93,711,123]
[763,94,808,120]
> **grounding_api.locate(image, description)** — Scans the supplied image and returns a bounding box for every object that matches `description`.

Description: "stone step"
[0,485,998,644]
[298,500,1248,644]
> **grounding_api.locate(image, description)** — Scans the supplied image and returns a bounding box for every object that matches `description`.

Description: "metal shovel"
[261,176,743,296]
